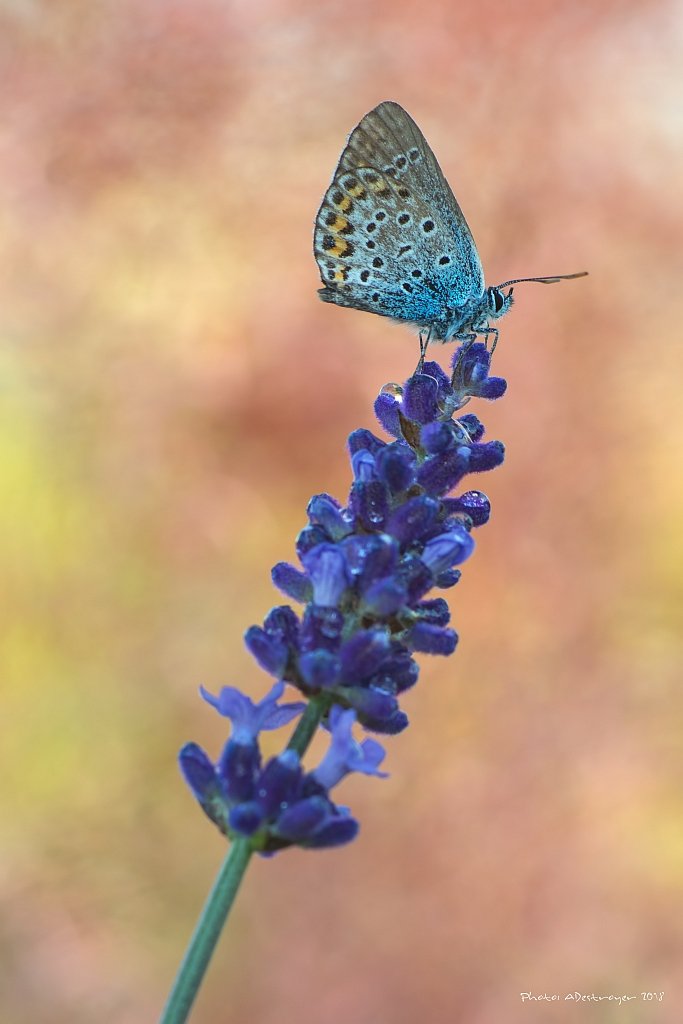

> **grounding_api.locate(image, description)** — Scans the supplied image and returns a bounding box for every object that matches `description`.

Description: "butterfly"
[314,101,586,366]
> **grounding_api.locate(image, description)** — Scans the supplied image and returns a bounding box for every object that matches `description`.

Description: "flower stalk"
[159,838,252,1024]
[161,342,507,1022]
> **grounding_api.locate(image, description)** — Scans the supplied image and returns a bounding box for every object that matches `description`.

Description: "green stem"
[287,693,330,755]
[161,694,330,1021]
[159,837,252,1024]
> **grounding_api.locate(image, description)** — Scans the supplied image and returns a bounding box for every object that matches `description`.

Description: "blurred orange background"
[2,2,682,1022]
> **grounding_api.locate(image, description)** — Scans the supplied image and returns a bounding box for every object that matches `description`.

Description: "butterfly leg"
[473,325,499,353]
[416,328,432,375]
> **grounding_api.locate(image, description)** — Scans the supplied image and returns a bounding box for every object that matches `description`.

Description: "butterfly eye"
[489,288,505,314]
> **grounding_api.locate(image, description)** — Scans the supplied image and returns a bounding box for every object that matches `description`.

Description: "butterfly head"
[485,285,514,321]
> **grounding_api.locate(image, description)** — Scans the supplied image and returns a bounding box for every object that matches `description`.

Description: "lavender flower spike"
[250,345,506,736]
[180,341,506,849]
[168,341,508,1024]
[180,343,506,857]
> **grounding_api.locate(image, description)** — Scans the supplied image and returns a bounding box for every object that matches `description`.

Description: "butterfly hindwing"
[315,166,443,322]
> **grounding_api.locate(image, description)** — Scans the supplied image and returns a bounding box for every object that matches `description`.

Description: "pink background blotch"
[1,2,682,1022]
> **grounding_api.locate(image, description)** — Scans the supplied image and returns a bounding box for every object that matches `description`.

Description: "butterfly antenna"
[496,271,588,288]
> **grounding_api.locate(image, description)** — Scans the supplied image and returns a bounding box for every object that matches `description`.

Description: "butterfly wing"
[314,101,485,328]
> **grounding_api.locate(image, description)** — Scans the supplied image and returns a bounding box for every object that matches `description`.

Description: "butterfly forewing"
[314,101,485,327]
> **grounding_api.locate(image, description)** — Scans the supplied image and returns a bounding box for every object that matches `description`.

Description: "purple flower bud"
[452,344,508,401]
[373,391,402,437]
[351,448,376,481]
[417,445,470,496]
[301,543,350,607]
[374,443,416,493]
[229,801,265,836]
[451,341,489,382]
[296,524,330,558]
[298,649,341,689]
[271,562,312,602]
[244,626,289,677]
[403,373,439,423]
[349,479,390,531]
[395,553,433,602]
[307,493,352,540]
[386,495,440,545]
[343,533,398,588]
[414,597,451,626]
[407,622,459,655]
[478,376,507,399]
[336,685,408,734]
[457,413,485,441]
[300,605,344,653]
[420,420,455,454]
[303,815,360,848]
[441,490,491,526]
[373,646,420,693]
[275,796,329,841]
[263,606,300,647]
[348,427,387,456]
[362,577,408,617]
[362,707,410,735]
[421,527,475,575]
[178,742,220,804]
[178,743,230,833]
[420,360,453,401]
[217,738,261,802]
[339,628,391,682]
[255,750,302,818]
[435,568,462,589]
[469,440,505,472]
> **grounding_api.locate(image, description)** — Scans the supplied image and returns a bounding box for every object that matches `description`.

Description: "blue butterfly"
[314,101,586,365]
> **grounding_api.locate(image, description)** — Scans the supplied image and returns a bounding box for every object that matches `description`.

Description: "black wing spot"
[372,257,384,268]
[384,166,397,177]
[397,187,410,199]
[322,235,335,250]
[371,292,380,302]
[395,155,407,169]
[402,282,413,293]
[439,256,451,265]
[375,211,386,221]
[422,220,435,233]
[366,222,377,233]
[397,213,410,225]
[411,269,422,278]
[360,269,370,282]
[408,148,420,162]
[397,245,411,257]
[366,240,376,249]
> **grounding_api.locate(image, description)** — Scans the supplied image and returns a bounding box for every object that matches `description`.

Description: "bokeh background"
[2,1,682,1022]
